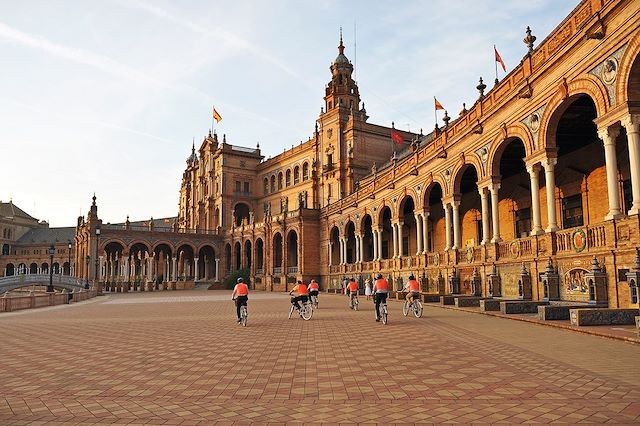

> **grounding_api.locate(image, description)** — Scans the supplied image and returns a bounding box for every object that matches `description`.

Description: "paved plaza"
[1,291,640,424]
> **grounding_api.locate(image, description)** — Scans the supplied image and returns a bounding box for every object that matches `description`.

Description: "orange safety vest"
[407,279,420,292]
[309,282,319,291]
[295,284,308,295]
[374,278,389,292]
[348,281,359,292]
[235,283,249,296]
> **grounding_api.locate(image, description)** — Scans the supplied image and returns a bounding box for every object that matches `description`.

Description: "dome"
[334,53,349,64]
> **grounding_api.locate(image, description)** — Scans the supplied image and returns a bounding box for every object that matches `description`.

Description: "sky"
[0,0,577,227]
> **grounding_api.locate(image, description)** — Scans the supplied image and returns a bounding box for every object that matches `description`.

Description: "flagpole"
[494,45,498,84]
[434,97,437,127]
[212,105,215,134]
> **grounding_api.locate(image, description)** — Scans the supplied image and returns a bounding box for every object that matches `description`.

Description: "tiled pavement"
[1,291,640,424]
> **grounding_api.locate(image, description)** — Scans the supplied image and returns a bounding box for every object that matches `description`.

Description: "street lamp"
[85,255,90,289]
[95,227,101,286]
[47,245,55,292]
[67,241,72,276]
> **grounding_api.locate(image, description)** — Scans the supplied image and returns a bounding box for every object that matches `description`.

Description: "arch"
[378,206,393,259]
[345,221,356,263]
[286,230,298,268]
[278,172,284,190]
[398,195,417,256]
[244,240,252,269]
[489,137,528,181]
[330,226,340,265]
[176,243,195,280]
[255,238,265,272]
[100,238,127,252]
[154,243,173,284]
[52,262,60,274]
[398,195,416,220]
[486,124,535,177]
[360,213,374,261]
[5,263,15,276]
[233,202,251,226]
[173,241,197,254]
[270,175,276,193]
[224,243,232,273]
[30,263,38,274]
[273,232,283,269]
[127,241,151,253]
[18,263,26,274]
[234,241,242,270]
[152,240,174,253]
[343,219,356,238]
[2,243,9,256]
[285,169,292,187]
[294,165,300,184]
[540,77,610,151]
[263,177,269,195]
[303,162,310,181]
[451,162,482,195]
[616,28,640,104]
[197,244,216,281]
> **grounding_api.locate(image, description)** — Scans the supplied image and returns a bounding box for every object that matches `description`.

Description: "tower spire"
[338,27,344,55]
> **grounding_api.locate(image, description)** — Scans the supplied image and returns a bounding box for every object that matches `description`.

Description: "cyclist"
[289,280,308,311]
[308,279,320,305]
[372,273,389,322]
[403,274,421,306]
[347,277,359,308]
[231,277,249,324]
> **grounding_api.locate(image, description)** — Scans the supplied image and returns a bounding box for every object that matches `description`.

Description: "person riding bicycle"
[308,279,319,304]
[403,274,421,305]
[231,277,249,324]
[289,280,308,311]
[347,277,359,308]
[372,273,389,322]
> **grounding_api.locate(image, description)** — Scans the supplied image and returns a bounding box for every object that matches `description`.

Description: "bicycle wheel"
[414,300,423,318]
[354,298,359,311]
[381,305,388,324]
[402,300,410,316]
[241,306,248,326]
[288,305,294,319]
[301,304,313,320]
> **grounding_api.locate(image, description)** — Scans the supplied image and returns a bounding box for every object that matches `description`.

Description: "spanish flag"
[434,97,444,111]
[494,46,506,72]
[213,106,222,123]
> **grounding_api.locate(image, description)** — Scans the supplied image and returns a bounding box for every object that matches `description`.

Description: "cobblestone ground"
[1,291,640,425]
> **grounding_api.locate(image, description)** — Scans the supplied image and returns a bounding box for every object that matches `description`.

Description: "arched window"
[294,166,300,184]
[263,178,269,195]
[303,162,309,181]
[278,172,283,190]
[270,175,276,192]
[286,169,291,187]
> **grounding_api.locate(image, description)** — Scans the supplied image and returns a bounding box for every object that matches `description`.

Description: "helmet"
[237,277,244,283]
[375,273,383,280]
[409,275,415,280]
[310,279,317,283]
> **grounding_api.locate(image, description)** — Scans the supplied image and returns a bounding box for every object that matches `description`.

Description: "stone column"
[98,256,103,281]
[443,202,452,250]
[215,258,220,281]
[194,257,199,282]
[451,199,461,250]
[124,257,130,282]
[377,228,383,260]
[358,234,364,263]
[147,255,153,282]
[479,187,490,244]
[542,158,559,232]
[421,212,429,254]
[526,164,544,235]
[622,115,640,215]
[397,221,404,257]
[328,243,332,266]
[489,183,502,242]
[372,229,378,260]
[340,238,346,264]
[172,256,177,282]
[415,214,423,255]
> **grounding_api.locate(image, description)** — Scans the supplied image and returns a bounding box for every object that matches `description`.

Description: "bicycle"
[288,300,313,320]
[239,304,248,326]
[403,296,423,318]
[310,293,319,309]
[349,294,359,310]
[380,301,388,324]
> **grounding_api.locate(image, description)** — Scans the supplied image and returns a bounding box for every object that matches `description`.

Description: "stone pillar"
[328,243,332,266]
[587,257,608,304]
[147,255,153,282]
[540,258,560,301]
[487,263,501,297]
[171,256,177,282]
[517,263,532,300]
[489,183,501,243]
[598,126,623,220]
[448,268,460,294]
[415,214,423,255]
[623,115,640,215]
[194,257,200,282]
[372,229,379,260]
[391,223,398,258]
[340,238,346,264]
[527,164,544,235]
[124,257,130,283]
[358,234,364,263]
[421,212,429,254]
[451,199,461,250]
[542,158,559,232]
[479,187,490,244]
[397,221,404,257]
[215,258,220,281]
[377,228,383,260]
[443,202,452,250]
[98,256,103,281]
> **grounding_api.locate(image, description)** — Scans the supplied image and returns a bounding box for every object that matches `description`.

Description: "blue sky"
[0,0,576,226]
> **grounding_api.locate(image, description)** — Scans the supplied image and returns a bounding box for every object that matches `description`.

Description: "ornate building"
[72,0,640,308]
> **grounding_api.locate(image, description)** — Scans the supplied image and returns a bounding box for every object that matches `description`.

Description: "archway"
[176,244,194,280]
[425,183,445,252]
[398,196,417,256]
[224,243,232,275]
[130,242,151,280]
[41,262,48,274]
[5,263,14,276]
[273,233,283,271]
[454,165,482,246]
[153,243,173,284]
[244,240,252,269]
[104,241,125,283]
[494,138,530,239]
[379,206,393,259]
[287,230,298,270]
[52,262,60,274]
[330,226,340,265]
[234,203,251,226]
[255,238,264,273]
[234,241,241,270]
[345,221,356,263]
[30,263,37,274]
[198,245,216,281]
[361,214,374,261]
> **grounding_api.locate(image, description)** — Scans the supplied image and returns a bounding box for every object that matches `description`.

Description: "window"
[294,166,300,184]
[515,208,532,238]
[326,155,333,171]
[562,194,584,229]
[235,180,241,193]
[303,162,309,181]
[286,170,291,187]
[243,182,250,194]
[623,179,632,214]
[263,178,269,195]
[278,173,283,190]
[631,279,638,304]
[270,175,276,192]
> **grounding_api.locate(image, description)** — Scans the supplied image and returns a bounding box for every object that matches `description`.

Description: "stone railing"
[287,266,298,274]
[329,265,341,273]
[1,289,98,313]
[556,223,607,254]
[273,267,282,274]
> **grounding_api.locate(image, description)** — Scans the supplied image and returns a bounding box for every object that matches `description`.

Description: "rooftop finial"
[92,193,96,206]
[338,26,345,55]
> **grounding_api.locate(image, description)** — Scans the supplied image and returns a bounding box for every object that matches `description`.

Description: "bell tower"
[323,29,360,114]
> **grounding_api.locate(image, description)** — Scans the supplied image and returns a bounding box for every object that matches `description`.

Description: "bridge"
[0,274,87,293]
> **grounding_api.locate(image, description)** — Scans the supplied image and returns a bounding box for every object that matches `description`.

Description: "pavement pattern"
[1,290,640,425]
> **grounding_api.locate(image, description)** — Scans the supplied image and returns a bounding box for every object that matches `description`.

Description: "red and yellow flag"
[213,107,222,123]
[391,128,404,145]
[434,97,444,111]
[494,46,506,72]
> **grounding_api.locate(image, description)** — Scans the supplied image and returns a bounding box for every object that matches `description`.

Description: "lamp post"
[47,245,55,292]
[95,227,101,287]
[67,241,72,276]
[85,255,90,289]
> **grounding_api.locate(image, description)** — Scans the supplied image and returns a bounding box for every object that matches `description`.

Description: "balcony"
[287,266,298,274]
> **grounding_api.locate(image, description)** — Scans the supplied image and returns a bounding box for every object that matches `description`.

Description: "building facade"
[71,0,640,308]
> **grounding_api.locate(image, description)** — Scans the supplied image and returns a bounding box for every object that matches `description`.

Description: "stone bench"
[480,299,502,311]
[500,301,549,314]
[636,316,640,337]
[440,295,456,305]
[537,305,586,321]
[455,297,489,308]
[422,294,441,303]
[569,308,639,326]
